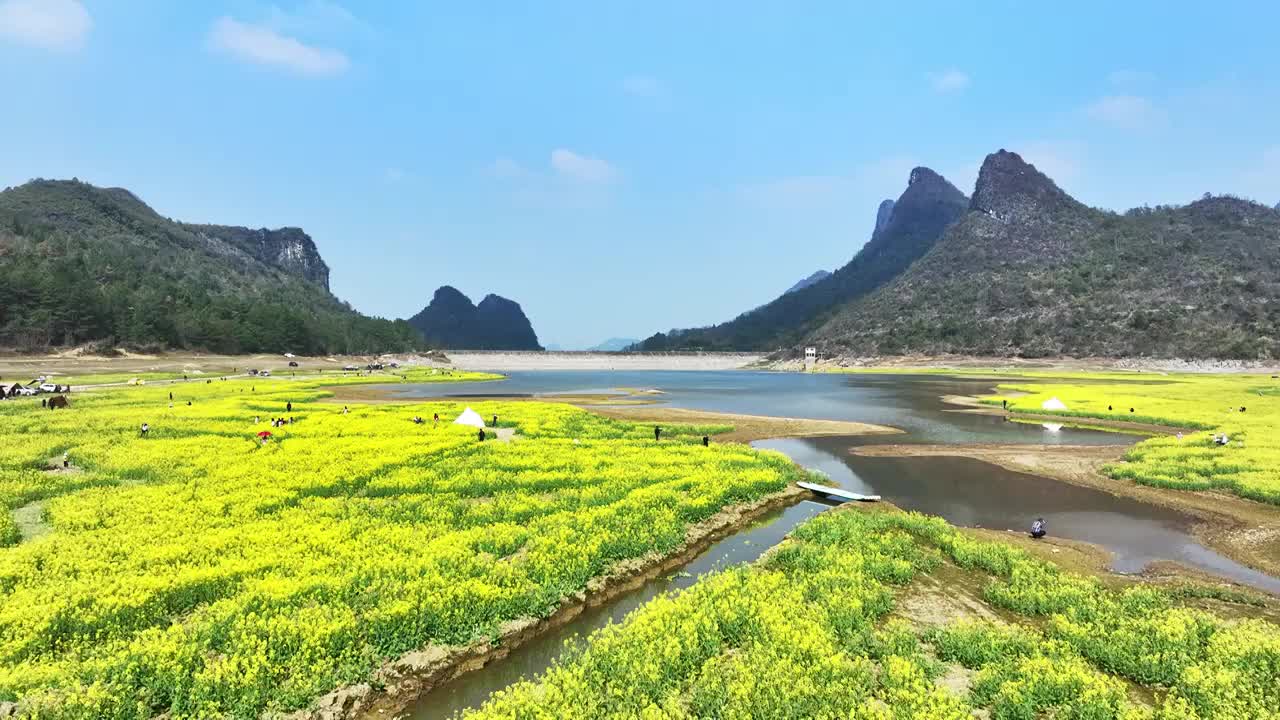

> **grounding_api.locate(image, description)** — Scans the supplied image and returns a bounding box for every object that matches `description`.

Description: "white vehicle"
[39,383,59,393]
[343,365,358,371]
[16,387,38,396]
[259,370,271,377]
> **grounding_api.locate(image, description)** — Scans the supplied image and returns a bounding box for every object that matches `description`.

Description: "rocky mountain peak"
[432,285,474,308]
[873,199,895,236]
[408,287,542,350]
[970,149,1078,221]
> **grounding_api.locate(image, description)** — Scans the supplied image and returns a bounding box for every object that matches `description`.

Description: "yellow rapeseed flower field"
[981,373,1280,504]
[0,369,793,718]
[466,508,1280,720]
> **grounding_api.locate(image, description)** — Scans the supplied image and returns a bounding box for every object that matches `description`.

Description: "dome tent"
[452,407,486,429]
[1040,397,1068,411]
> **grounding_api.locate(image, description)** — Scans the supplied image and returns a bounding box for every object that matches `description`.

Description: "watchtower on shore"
[804,347,817,371]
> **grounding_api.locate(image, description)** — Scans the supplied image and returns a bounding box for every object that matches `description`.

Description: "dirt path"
[586,406,901,444]
[852,443,1280,581]
[12,501,49,543]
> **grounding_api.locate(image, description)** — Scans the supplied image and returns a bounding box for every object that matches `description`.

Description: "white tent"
[1041,397,1068,411]
[453,407,486,429]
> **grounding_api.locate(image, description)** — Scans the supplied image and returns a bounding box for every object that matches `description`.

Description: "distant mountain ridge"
[588,337,640,351]
[785,271,832,295]
[407,286,542,350]
[0,178,420,353]
[807,150,1280,359]
[636,167,968,350]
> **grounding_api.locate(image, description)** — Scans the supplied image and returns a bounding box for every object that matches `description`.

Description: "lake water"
[390,370,1131,446]
[398,370,1280,718]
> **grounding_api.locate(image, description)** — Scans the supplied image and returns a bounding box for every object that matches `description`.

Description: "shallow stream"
[394,371,1279,718]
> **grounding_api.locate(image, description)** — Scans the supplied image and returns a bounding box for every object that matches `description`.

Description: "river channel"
[390,370,1279,718]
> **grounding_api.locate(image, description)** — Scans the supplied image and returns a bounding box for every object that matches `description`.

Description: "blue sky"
[2,1,1278,349]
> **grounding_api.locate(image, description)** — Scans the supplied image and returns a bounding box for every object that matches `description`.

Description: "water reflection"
[756,436,1280,594]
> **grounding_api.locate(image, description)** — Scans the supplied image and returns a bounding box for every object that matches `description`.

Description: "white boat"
[797,481,880,503]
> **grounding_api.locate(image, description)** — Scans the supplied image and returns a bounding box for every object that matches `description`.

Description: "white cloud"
[0,0,90,51]
[1084,95,1164,130]
[550,149,618,183]
[928,69,970,93]
[621,74,665,99]
[208,16,349,76]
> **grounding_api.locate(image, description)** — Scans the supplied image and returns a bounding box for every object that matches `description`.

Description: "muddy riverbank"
[851,442,1280,584]
[588,405,902,443]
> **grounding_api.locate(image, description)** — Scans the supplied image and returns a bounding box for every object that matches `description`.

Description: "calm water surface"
[399,370,1279,718]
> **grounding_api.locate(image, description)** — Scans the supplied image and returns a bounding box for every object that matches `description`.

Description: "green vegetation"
[0,370,800,718]
[983,373,1280,504]
[811,152,1280,359]
[465,508,1280,720]
[0,179,423,354]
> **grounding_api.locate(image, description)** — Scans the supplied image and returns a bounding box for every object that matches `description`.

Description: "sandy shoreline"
[588,405,901,443]
[445,351,765,371]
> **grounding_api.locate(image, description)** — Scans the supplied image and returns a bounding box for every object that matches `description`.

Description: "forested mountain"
[636,168,968,350]
[407,286,542,350]
[808,150,1280,359]
[0,179,422,354]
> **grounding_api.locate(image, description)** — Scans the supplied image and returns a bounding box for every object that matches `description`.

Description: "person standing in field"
[286,401,292,413]
[493,414,498,427]
[62,452,69,469]
[702,435,709,447]
[654,426,661,441]
[478,428,485,442]
[433,412,439,426]
[140,423,150,437]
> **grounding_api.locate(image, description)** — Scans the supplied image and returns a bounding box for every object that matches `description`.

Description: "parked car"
[288,361,299,367]
[259,370,271,377]
[39,383,59,393]
[343,365,358,371]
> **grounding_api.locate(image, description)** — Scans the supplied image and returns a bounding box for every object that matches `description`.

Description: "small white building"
[804,347,817,370]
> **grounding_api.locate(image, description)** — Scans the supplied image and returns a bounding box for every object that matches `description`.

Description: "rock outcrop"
[874,199,895,236]
[187,225,331,290]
